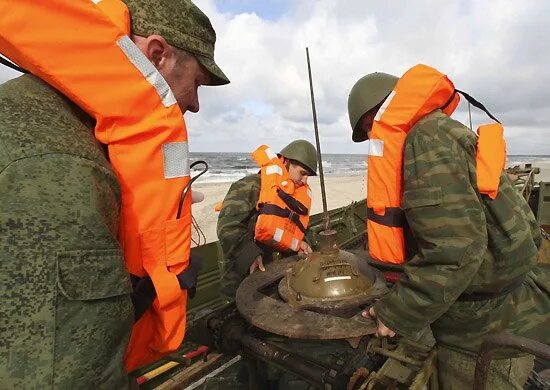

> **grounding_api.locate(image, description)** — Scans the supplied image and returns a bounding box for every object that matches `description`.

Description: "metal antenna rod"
[306,47,330,231]
[468,101,473,131]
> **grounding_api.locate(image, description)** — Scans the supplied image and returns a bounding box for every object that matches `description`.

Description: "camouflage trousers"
[437,346,534,389]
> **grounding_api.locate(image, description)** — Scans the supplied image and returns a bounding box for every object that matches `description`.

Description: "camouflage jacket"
[216,174,275,299]
[0,75,133,388]
[374,110,549,355]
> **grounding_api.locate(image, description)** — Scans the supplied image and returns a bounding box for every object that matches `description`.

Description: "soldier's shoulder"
[222,174,260,205]
[407,110,476,152]
[0,75,108,172]
[229,173,260,191]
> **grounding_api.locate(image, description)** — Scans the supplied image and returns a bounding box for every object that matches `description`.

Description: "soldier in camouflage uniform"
[348,71,550,389]
[217,140,318,301]
[217,140,322,389]
[0,1,228,388]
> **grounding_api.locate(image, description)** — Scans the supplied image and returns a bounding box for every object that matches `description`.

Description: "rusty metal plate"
[236,257,378,339]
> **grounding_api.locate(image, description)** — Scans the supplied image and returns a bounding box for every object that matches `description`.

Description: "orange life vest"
[367,64,506,264]
[252,145,312,252]
[0,0,192,370]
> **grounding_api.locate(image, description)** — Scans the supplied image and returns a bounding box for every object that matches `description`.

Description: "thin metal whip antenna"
[306,47,330,231]
[468,101,473,131]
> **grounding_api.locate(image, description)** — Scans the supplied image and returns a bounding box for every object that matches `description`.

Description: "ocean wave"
[188,152,547,184]
[226,164,254,170]
[194,169,363,183]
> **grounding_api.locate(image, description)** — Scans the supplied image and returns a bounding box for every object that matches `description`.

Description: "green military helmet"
[348,72,398,142]
[279,140,318,176]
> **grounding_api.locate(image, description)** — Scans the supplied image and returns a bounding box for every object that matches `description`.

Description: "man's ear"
[142,35,170,69]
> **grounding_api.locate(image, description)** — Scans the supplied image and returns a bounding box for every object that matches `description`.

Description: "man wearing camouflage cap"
[0,0,227,388]
[126,0,229,101]
[348,66,550,388]
[217,140,317,301]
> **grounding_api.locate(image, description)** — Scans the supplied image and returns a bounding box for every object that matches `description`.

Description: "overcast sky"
[1,0,548,154]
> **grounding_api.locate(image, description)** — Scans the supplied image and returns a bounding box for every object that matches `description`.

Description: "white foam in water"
[189,153,548,183]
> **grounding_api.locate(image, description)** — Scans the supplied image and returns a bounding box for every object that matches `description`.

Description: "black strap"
[131,275,156,322]
[440,90,458,111]
[0,55,27,74]
[457,275,525,302]
[456,89,501,124]
[276,188,308,216]
[440,89,501,124]
[259,203,307,233]
[367,257,404,273]
[367,207,405,228]
[131,254,203,322]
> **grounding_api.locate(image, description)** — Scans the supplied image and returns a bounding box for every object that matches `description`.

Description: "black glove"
[177,253,203,299]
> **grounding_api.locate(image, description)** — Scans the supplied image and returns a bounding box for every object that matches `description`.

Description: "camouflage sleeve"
[520,190,542,249]
[216,176,263,275]
[0,154,132,388]
[374,124,488,339]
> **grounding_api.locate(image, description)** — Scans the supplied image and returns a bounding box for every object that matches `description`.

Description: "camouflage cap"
[124,0,230,86]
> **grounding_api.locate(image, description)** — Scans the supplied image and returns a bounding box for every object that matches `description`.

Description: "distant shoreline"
[190,152,550,157]
[191,154,550,185]
[192,162,550,244]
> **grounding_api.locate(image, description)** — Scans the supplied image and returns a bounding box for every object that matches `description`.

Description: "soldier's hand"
[249,255,265,274]
[363,307,396,338]
[298,241,313,256]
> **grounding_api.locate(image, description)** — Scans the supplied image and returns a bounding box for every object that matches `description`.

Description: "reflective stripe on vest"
[252,145,312,252]
[367,64,505,264]
[0,0,191,371]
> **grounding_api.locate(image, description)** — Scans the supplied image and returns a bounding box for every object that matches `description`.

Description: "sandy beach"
[191,174,366,245]
[192,160,550,245]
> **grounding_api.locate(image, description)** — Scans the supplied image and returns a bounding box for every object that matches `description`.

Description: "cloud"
[185,0,550,154]
[1,0,548,154]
